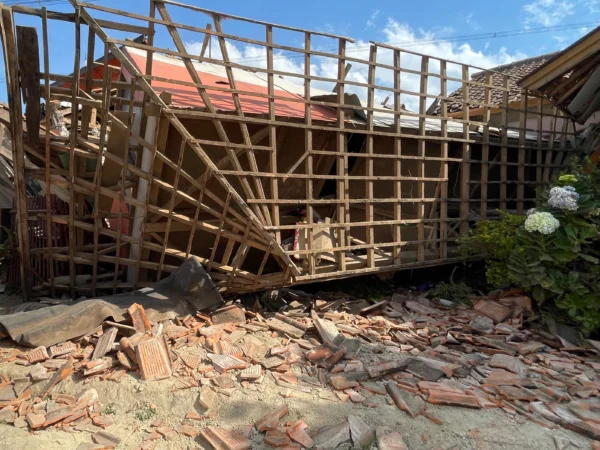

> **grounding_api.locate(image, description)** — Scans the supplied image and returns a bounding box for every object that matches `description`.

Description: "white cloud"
[365,10,380,29]
[523,0,575,27]
[185,18,527,112]
[465,12,481,31]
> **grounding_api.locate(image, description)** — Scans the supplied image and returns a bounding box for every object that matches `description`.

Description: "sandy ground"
[0,326,593,450]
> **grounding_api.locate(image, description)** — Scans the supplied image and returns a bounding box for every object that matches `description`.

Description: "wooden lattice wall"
[0,0,577,298]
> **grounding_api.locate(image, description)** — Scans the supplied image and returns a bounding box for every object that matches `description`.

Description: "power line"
[226,20,599,65]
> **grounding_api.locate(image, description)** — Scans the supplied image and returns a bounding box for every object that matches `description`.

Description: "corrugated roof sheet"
[123,47,339,122]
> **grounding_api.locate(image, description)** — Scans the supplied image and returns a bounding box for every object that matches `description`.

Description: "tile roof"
[432,53,558,115]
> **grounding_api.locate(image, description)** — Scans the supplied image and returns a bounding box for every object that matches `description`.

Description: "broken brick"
[348,415,374,448]
[27,346,49,364]
[198,386,217,410]
[156,426,178,441]
[48,342,78,358]
[212,305,246,325]
[330,375,359,391]
[136,335,172,381]
[387,383,426,417]
[92,327,118,360]
[255,405,288,432]
[177,424,199,437]
[474,300,511,324]
[199,426,252,450]
[264,429,292,447]
[240,364,262,380]
[92,415,115,429]
[376,427,408,450]
[427,390,481,409]
[128,303,152,333]
[366,359,409,378]
[25,412,45,429]
[287,420,313,448]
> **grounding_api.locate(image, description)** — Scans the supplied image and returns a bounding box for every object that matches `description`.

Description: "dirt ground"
[0,323,593,450]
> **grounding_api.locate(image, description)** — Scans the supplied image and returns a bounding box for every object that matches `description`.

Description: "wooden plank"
[0,7,32,299]
[41,7,55,297]
[439,60,448,260]
[500,77,509,211]
[212,15,272,226]
[16,26,40,148]
[417,56,428,261]
[460,64,470,234]
[154,3,268,225]
[365,45,377,268]
[392,49,402,262]
[517,88,527,215]
[112,76,136,293]
[480,72,491,220]
[266,26,280,246]
[80,27,95,137]
[303,32,315,274]
[336,39,347,272]
[90,43,112,296]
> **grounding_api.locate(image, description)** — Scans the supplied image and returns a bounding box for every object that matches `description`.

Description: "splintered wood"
[0,0,576,297]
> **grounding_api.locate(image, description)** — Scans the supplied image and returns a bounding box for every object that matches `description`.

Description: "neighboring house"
[429,52,600,136]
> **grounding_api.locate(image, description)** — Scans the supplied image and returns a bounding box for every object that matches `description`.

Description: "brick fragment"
[287,420,313,448]
[212,305,246,325]
[27,346,49,363]
[199,426,252,450]
[116,351,136,371]
[92,415,114,429]
[208,354,248,373]
[92,327,118,360]
[177,424,199,437]
[376,426,408,450]
[92,430,121,447]
[42,406,74,426]
[49,342,78,358]
[387,382,426,417]
[198,386,217,410]
[348,415,374,448]
[26,412,45,429]
[427,390,481,409]
[136,336,173,381]
[264,429,292,447]
[312,420,351,448]
[180,352,203,370]
[0,405,15,423]
[474,300,511,323]
[330,375,359,391]
[128,303,152,333]
[143,430,161,441]
[366,359,409,378]
[489,354,526,375]
[240,364,262,380]
[156,426,178,441]
[255,405,288,432]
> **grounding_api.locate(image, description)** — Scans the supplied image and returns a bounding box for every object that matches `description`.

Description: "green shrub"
[458,211,525,287]
[430,281,472,304]
[460,166,600,334]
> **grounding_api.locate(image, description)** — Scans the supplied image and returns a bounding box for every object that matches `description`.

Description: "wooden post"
[0,7,32,300]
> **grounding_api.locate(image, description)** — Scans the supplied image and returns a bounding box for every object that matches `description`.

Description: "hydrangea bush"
[461,166,600,334]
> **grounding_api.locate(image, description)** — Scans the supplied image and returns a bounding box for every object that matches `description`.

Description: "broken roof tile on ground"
[0,285,599,448]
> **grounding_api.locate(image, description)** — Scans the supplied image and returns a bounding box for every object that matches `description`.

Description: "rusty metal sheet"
[0,257,223,348]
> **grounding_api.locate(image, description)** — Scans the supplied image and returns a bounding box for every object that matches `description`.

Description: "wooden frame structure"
[0,1,577,298]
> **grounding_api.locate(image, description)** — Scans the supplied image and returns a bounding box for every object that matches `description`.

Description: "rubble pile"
[1,290,600,449]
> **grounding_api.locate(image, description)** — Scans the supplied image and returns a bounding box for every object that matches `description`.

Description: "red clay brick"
[256,405,289,432]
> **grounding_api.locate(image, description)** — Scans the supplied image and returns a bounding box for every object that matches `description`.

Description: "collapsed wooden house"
[0,1,579,298]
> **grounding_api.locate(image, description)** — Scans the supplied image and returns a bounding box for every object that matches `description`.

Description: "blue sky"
[1,0,599,107]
